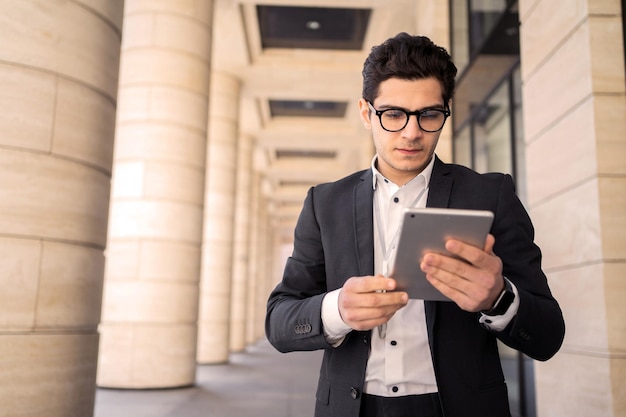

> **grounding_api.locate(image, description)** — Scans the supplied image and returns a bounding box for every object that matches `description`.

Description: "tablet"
[391,207,494,301]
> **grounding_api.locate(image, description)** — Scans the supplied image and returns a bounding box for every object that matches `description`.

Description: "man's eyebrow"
[376,103,446,111]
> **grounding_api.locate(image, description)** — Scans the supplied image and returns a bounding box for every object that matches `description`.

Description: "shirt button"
[393,197,399,203]
[392,386,399,393]
[390,340,397,346]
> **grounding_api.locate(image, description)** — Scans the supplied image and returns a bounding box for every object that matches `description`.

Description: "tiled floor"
[94,339,323,417]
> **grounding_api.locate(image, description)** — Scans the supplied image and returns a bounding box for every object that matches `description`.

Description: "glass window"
[450,2,533,416]
[451,0,470,71]
[469,0,508,52]
[451,65,532,417]
[511,66,527,203]
[473,80,512,175]
[453,124,472,168]
[498,342,522,415]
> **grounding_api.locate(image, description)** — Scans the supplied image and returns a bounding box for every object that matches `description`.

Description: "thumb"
[483,234,496,255]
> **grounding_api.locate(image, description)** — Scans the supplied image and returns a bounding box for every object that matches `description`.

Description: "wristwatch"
[482,278,515,316]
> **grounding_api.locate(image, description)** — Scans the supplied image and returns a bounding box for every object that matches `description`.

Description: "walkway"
[94,339,323,417]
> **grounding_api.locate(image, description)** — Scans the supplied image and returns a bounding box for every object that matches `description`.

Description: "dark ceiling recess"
[257,5,371,50]
[276,149,337,159]
[269,99,348,118]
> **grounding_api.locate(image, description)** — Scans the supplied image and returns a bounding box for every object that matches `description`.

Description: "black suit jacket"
[266,156,565,417]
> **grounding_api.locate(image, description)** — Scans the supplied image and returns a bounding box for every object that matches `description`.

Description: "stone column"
[257,215,275,340]
[252,191,273,341]
[230,134,254,352]
[98,0,214,388]
[519,1,625,416]
[196,71,241,363]
[246,174,262,344]
[0,1,123,415]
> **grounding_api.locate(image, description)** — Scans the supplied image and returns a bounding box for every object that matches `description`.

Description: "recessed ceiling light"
[305,20,321,30]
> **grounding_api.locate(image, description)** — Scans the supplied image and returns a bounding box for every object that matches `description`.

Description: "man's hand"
[338,275,409,331]
[420,234,504,312]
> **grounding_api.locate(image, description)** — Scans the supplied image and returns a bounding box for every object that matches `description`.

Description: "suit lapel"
[426,156,453,209]
[425,156,454,360]
[354,171,374,276]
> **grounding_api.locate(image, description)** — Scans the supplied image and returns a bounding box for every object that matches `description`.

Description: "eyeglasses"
[367,101,450,133]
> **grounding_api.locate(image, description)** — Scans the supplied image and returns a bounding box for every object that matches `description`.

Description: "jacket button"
[294,324,312,334]
[350,387,360,399]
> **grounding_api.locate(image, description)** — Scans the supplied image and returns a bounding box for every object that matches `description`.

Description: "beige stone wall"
[0,0,123,415]
[519,0,626,416]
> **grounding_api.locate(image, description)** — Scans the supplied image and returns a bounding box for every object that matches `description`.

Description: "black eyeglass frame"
[367,101,451,133]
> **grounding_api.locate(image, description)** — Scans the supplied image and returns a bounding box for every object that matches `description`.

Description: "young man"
[265,33,565,417]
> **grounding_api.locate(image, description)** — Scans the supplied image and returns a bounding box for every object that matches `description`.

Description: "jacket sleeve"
[265,186,333,353]
[489,174,565,361]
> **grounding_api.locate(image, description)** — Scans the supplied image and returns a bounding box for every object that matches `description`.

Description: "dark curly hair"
[362,33,457,105]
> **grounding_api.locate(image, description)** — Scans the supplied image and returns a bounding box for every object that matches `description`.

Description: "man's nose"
[401,114,423,138]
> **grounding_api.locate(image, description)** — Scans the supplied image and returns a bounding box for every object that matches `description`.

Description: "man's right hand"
[337,275,409,331]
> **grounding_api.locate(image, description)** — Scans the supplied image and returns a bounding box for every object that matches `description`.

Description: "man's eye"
[383,110,405,119]
[421,110,441,119]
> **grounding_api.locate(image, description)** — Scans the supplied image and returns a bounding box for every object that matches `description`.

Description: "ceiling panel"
[257,5,371,50]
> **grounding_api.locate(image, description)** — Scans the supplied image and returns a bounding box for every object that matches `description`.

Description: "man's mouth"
[397,148,422,154]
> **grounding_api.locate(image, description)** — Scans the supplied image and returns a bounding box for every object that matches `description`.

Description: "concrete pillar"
[256,215,275,340]
[245,174,262,345]
[0,1,123,415]
[98,0,214,388]
[519,1,625,416]
[230,134,254,352]
[251,191,273,341]
[196,72,241,363]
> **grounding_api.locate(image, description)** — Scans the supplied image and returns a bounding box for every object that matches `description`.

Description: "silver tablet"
[391,208,494,301]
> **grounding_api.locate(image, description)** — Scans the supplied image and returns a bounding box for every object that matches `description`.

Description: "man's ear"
[358,98,372,129]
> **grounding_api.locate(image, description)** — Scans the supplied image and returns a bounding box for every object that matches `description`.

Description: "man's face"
[359,77,448,185]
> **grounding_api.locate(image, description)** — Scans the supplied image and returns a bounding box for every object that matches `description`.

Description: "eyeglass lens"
[380,109,446,132]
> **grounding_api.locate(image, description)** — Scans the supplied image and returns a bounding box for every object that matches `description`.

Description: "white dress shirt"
[321,155,519,397]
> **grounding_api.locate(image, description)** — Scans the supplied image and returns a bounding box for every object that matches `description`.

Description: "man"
[265,33,565,417]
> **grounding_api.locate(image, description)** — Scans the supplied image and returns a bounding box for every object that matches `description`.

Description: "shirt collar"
[370,154,435,191]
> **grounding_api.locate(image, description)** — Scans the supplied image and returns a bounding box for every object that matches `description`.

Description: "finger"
[421,256,472,295]
[425,273,480,312]
[338,292,408,329]
[445,238,502,276]
[343,288,408,309]
[344,275,398,294]
[444,239,488,267]
[422,255,502,312]
[422,252,476,285]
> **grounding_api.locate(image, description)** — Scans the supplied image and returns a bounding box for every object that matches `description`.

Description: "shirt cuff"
[479,278,520,332]
[321,288,353,346]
